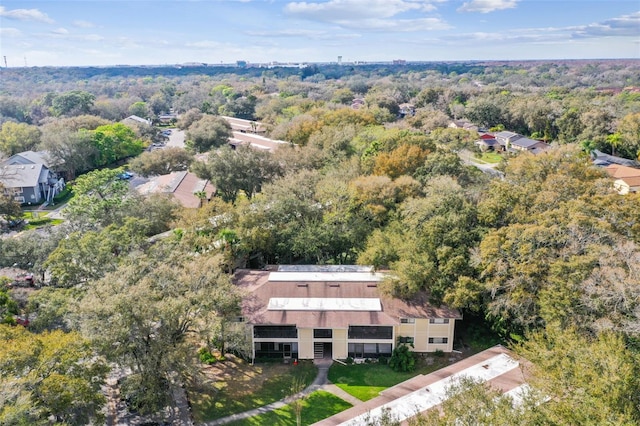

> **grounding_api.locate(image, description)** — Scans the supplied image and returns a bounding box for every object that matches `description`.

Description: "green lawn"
[21,211,63,230]
[328,358,449,401]
[475,152,503,164]
[226,390,352,426]
[189,358,318,422]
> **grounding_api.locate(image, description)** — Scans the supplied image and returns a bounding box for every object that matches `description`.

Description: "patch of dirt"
[0,267,28,280]
[196,354,291,397]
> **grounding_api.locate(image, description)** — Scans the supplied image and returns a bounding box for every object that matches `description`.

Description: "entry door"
[283,344,292,358]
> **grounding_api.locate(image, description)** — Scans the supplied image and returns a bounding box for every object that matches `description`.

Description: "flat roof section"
[315,346,528,426]
[268,271,384,282]
[268,297,382,311]
[340,353,520,425]
[277,265,374,273]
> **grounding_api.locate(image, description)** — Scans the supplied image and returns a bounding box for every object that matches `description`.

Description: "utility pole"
[3,56,7,68]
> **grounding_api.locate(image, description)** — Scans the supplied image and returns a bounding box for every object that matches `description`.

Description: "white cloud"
[573,11,640,38]
[73,20,96,28]
[457,0,518,14]
[285,0,439,21]
[51,28,69,35]
[338,17,451,31]
[0,27,22,38]
[0,6,54,23]
[284,0,450,32]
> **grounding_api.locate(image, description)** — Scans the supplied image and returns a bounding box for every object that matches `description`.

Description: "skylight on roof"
[268,297,382,311]
[277,265,374,272]
[268,272,384,282]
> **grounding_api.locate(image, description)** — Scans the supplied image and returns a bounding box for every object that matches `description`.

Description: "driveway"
[165,129,186,149]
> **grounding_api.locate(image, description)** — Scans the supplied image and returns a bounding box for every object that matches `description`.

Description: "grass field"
[475,152,503,164]
[189,356,317,422]
[226,390,352,426]
[21,211,63,230]
[327,357,449,401]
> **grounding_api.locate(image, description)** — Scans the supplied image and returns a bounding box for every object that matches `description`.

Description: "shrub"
[345,356,354,365]
[388,343,416,372]
[434,349,445,358]
[198,347,217,364]
[53,187,73,203]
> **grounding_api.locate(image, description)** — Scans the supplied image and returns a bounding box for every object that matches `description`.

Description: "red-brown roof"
[315,345,530,426]
[234,269,461,328]
[605,164,640,179]
[136,171,215,208]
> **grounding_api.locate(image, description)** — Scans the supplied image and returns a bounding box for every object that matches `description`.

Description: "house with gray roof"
[494,131,551,154]
[591,149,640,167]
[1,151,64,204]
[122,115,152,127]
[1,164,51,204]
[3,150,56,169]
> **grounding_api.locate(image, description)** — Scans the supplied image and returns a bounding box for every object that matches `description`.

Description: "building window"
[314,329,332,339]
[428,337,448,344]
[348,326,393,340]
[400,318,415,324]
[254,342,298,359]
[429,318,449,324]
[348,343,393,358]
[398,336,414,344]
[253,325,297,339]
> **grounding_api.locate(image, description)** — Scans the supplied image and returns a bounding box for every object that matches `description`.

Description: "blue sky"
[0,0,638,67]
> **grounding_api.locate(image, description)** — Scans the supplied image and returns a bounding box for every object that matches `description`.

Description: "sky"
[0,0,638,67]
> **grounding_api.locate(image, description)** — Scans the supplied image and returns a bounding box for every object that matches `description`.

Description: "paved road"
[161,122,288,154]
[166,128,186,149]
[459,149,505,178]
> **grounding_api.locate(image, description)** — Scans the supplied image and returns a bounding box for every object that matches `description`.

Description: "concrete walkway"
[203,359,362,425]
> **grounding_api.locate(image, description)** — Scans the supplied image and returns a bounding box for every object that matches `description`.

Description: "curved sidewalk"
[203,359,362,425]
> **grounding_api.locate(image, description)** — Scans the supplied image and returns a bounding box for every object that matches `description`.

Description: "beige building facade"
[236,266,461,361]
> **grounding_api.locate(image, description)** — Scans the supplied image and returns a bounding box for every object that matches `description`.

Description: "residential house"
[122,115,152,127]
[351,98,365,110]
[236,265,461,361]
[449,120,479,132]
[591,149,640,167]
[605,164,640,194]
[2,150,56,169]
[1,151,64,204]
[135,170,215,208]
[398,103,415,118]
[1,164,54,204]
[494,131,551,154]
[316,345,530,426]
[475,133,502,152]
[157,113,178,124]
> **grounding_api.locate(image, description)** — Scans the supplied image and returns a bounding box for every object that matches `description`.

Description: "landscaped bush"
[199,347,218,364]
[53,186,73,203]
[388,343,416,372]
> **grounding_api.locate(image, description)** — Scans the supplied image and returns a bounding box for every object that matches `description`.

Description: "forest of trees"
[0,60,639,424]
